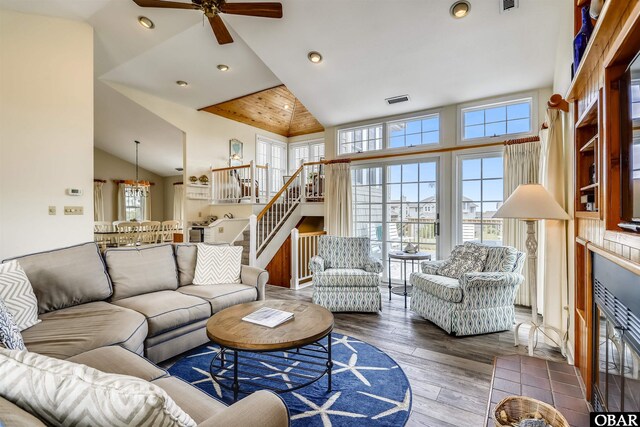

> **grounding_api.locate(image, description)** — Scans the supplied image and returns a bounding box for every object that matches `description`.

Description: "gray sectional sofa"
[0,242,288,427]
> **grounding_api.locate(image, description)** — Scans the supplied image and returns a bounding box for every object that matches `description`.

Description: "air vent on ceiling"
[500,0,519,13]
[386,95,410,105]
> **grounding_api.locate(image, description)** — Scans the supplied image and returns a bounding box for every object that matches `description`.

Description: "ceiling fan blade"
[219,2,283,18]
[209,14,234,45]
[132,0,199,9]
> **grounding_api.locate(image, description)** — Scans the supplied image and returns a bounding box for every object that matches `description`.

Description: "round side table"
[388,251,432,308]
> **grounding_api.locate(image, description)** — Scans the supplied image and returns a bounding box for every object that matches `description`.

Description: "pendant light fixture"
[126,140,150,200]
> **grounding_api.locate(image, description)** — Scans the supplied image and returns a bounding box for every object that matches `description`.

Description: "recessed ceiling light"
[176,80,188,87]
[450,1,471,18]
[308,51,323,64]
[284,104,290,110]
[217,64,229,72]
[138,16,154,29]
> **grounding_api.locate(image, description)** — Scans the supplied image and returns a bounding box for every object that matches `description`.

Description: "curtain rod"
[173,182,184,185]
[504,136,540,146]
[93,179,106,183]
[112,179,156,186]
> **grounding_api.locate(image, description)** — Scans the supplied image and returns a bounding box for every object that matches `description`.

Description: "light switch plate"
[48,206,56,215]
[64,206,83,215]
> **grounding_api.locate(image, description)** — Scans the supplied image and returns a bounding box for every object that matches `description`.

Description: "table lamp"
[494,183,570,356]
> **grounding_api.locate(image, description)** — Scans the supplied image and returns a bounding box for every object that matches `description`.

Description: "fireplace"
[592,252,640,411]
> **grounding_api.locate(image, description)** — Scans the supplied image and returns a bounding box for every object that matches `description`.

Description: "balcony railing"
[211,161,271,203]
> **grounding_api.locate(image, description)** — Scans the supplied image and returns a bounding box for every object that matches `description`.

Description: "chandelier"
[125,140,150,199]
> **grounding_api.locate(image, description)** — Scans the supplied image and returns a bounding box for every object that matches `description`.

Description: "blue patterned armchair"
[410,244,525,335]
[310,236,383,312]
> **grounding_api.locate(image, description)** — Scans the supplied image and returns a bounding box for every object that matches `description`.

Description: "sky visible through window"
[463,100,531,140]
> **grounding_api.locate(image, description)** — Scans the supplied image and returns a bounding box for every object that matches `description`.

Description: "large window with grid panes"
[460,98,533,142]
[288,139,325,174]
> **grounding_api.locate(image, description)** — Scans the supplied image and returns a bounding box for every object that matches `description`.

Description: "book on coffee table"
[242,307,294,328]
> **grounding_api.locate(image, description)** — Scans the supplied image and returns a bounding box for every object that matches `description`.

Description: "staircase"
[233,229,251,265]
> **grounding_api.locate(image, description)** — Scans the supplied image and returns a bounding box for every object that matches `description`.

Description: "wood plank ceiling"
[200,85,324,137]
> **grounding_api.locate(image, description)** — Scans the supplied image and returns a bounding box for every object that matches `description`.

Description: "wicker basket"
[493,396,569,427]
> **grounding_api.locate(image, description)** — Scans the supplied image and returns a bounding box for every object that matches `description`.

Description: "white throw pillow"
[0,348,196,427]
[0,260,40,331]
[193,244,242,285]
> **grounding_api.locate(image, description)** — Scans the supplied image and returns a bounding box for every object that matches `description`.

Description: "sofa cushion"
[174,244,197,287]
[318,236,370,269]
[0,261,40,331]
[152,377,225,424]
[314,268,380,288]
[411,273,463,303]
[9,242,112,314]
[0,299,25,350]
[112,290,211,338]
[193,244,242,285]
[22,301,147,359]
[105,244,179,301]
[178,284,258,313]
[0,396,47,427]
[67,346,167,382]
[483,246,518,272]
[437,242,489,279]
[0,348,196,427]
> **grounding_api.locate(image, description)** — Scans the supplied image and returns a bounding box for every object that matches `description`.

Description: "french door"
[352,158,439,283]
[256,137,286,195]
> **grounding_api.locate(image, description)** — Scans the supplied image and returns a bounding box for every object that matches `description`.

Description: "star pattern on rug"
[190,364,248,398]
[332,353,390,387]
[331,335,363,353]
[255,360,307,389]
[290,391,367,427]
[358,389,411,419]
[187,346,220,359]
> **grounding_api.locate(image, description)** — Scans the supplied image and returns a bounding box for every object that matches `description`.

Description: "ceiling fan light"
[308,51,323,64]
[450,1,470,18]
[217,64,230,72]
[138,16,155,29]
[176,80,188,87]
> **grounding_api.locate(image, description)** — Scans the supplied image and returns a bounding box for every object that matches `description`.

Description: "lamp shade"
[494,184,569,221]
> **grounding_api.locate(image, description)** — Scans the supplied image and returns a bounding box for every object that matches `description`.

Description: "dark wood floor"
[266,284,566,427]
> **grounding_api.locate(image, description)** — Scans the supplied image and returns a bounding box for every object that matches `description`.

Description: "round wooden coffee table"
[206,300,334,401]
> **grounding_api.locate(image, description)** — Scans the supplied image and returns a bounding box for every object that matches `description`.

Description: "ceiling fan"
[132,0,282,45]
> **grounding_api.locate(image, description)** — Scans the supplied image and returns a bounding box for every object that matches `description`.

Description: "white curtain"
[173,184,185,225]
[93,181,104,222]
[324,162,352,236]
[539,109,568,343]
[117,183,127,221]
[503,141,541,306]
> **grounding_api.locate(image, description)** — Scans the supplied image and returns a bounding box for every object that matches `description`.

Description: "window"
[256,136,287,194]
[459,154,504,246]
[632,79,640,119]
[288,139,325,173]
[338,124,383,154]
[352,166,383,260]
[461,98,532,141]
[124,186,146,221]
[388,114,439,148]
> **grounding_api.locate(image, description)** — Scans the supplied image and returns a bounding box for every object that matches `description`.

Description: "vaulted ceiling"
[201,85,324,137]
[0,0,570,167]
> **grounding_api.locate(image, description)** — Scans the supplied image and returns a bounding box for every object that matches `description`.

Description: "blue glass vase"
[574,6,593,70]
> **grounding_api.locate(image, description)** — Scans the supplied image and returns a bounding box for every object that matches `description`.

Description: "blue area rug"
[169,334,412,426]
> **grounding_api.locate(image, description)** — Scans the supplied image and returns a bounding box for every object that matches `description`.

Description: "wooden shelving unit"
[574,93,601,214]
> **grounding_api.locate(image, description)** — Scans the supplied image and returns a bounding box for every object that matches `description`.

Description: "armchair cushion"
[363,257,383,274]
[437,242,489,279]
[318,236,370,269]
[314,269,380,288]
[421,260,447,275]
[460,271,524,290]
[483,246,519,273]
[309,256,325,274]
[410,273,463,303]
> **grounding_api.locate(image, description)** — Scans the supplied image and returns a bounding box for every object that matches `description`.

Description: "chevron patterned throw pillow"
[0,260,40,331]
[0,348,197,427]
[193,244,242,285]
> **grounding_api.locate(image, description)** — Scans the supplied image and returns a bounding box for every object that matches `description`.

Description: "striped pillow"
[0,260,40,331]
[193,244,242,285]
[0,348,196,427]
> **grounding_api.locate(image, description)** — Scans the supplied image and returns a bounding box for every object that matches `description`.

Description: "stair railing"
[211,161,270,203]
[290,229,326,289]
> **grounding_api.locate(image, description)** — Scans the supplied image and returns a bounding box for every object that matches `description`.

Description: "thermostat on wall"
[66,188,83,196]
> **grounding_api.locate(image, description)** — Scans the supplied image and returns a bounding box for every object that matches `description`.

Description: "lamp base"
[514,320,566,358]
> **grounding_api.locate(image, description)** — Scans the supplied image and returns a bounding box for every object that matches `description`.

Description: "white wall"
[106,83,287,222]
[0,10,94,260]
[93,148,165,222]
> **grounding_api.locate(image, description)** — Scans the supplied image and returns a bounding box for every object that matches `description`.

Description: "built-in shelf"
[576,97,599,128]
[580,183,599,192]
[580,135,597,152]
[576,210,600,219]
[186,183,211,201]
[187,183,209,188]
